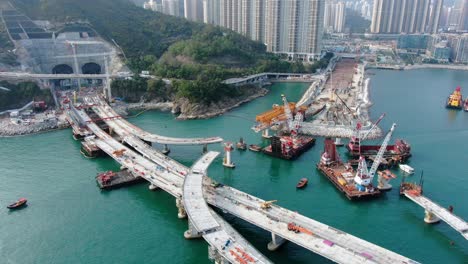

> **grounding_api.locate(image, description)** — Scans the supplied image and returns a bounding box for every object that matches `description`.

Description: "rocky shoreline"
[1,87,269,137]
[173,88,269,120]
[113,87,269,120]
[0,118,69,137]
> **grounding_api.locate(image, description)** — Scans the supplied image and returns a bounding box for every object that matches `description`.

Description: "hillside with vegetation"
[12,0,331,117]
[0,19,18,67]
[0,81,52,111]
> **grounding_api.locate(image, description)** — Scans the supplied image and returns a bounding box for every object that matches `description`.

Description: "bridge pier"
[208,246,228,264]
[424,210,441,224]
[202,144,208,154]
[162,144,170,155]
[176,198,187,219]
[267,233,286,251]
[184,220,202,239]
[148,184,159,191]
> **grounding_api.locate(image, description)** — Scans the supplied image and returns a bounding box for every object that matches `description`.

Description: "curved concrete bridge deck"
[404,192,468,240]
[77,102,419,263]
[183,151,272,264]
[75,107,270,263]
[86,96,223,145]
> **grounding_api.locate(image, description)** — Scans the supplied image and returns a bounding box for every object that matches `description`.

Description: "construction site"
[252,57,382,146]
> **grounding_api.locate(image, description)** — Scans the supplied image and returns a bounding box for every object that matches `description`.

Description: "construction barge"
[263,135,315,160]
[317,138,380,200]
[317,124,398,200]
[346,116,411,163]
[96,170,144,189]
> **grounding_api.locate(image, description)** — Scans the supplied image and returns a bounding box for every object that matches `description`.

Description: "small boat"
[7,198,27,209]
[296,178,308,189]
[464,98,468,112]
[248,144,262,152]
[399,164,414,174]
[236,137,247,150]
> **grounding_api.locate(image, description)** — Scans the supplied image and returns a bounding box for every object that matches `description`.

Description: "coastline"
[176,88,269,120]
[404,64,468,71]
[0,119,69,138]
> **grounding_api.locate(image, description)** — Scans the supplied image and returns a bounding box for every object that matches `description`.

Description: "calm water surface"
[0,70,467,263]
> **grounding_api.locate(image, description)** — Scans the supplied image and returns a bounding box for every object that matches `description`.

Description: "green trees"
[12,0,333,106]
[0,81,52,111]
[111,77,170,103]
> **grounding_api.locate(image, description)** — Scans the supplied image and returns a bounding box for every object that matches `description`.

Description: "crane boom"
[369,123,396,178]
[281,94,294,131]
[361,113,386,141]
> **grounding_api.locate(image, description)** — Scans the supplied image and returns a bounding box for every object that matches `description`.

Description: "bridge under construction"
[65,95,421,264]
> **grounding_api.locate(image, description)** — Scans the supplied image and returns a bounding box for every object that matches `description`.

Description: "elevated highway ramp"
[404,192,468,240]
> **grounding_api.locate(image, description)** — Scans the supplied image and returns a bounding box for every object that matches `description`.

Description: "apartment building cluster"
[143,0,325,61]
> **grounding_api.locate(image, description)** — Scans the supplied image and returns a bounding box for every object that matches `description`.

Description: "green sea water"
[0,70,467,264]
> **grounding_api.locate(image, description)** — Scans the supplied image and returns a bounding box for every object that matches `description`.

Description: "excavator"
[113,149,126,157]
[260,200,277,210]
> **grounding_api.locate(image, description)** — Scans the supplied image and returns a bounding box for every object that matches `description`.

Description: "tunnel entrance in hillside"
[52,64,74,74]
[81,62,102,74]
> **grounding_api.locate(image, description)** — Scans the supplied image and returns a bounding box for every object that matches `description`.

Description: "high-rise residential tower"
[371,0,431,34]
[162,0,181,16]
[459,0,468,30]
[184,0,204,21]
[265,0,324,60]
[324,1,346,33]
[429,0,444,34]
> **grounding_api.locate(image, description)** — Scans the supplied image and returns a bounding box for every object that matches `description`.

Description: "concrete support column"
[162,144,170,155]
[424,210,440,224]
[184,220,202,239]
[202,144,208,153]
[377,175,392,191]
[148,184,159,191]
[267,233,286,251]
[176,198,187,219]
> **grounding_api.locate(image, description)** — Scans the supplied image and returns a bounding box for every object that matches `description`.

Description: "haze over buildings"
[324,1,346,33]
[144,0,325,60]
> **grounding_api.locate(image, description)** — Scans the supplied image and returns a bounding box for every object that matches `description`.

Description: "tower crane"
[354,123,396,191]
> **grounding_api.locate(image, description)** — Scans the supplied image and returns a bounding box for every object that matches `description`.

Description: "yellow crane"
[260,200,277,210]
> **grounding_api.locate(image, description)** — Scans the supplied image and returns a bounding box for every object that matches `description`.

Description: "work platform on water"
[64,95,421,264]
[95,169,143,189]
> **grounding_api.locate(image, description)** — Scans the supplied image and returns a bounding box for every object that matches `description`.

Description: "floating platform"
[81,141,103,158]
[96,169,144,189]
[262,136,315,160]
[316,163,381,200]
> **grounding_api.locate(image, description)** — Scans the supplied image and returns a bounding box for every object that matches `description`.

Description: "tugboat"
[248,144,262,152]
[464,98,468,112]
[236,137,247,150]
[7,198,27,209]
[446,86,463,109]
[296,178,308,189]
